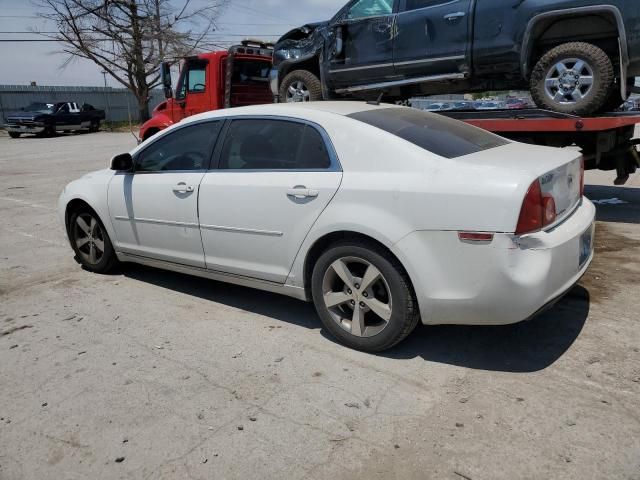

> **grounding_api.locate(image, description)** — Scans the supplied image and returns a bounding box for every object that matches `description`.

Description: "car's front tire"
[279,70,323,103]
[311,240,420,352]
[530,42,614,115]
[69,207,119,273]
[8,132,20,139]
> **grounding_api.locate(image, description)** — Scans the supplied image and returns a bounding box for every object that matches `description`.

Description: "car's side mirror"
[110,153,133,171]
[161,62,173,99]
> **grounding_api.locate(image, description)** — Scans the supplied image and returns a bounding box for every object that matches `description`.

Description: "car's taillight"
[580,157,585,197]
[515,180,557,235]
[542,196,556,225]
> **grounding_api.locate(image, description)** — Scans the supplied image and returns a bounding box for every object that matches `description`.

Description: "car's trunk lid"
[457,141,583,228]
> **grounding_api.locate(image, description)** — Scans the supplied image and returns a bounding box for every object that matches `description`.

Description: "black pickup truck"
[271,0,640,115]
[4,102,105,138]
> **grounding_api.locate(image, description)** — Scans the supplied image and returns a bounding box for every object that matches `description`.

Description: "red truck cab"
[140,42,273,141]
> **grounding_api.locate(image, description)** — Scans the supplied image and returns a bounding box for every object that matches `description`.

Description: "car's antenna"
[366,91,385,106]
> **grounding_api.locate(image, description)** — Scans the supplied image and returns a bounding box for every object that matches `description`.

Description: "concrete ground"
[0,131,639,480]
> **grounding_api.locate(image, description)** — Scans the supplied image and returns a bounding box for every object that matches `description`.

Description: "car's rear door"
[199,117,342,284]
[328,0,397,87]
[107,121,222,267]
[393,0,473,77]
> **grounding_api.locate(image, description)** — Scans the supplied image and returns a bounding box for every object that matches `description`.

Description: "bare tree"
[36,0,226,121]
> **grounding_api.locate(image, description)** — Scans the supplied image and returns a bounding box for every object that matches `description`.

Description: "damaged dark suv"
[270,0,640,115]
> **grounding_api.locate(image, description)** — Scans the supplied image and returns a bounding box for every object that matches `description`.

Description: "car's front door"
[54,103,77,131]
[199,118,342,284]
[107,121,222,267]
[173,59,211,123]
[393,0,472,77]
[328,0,397,87]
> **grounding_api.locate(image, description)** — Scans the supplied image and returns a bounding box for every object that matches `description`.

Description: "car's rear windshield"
[348,107,508,159]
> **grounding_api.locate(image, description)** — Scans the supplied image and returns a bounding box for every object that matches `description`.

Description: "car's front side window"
[136,122,221,173]
[347,0,393,19]
[187,66,206,93]
[218,119,332,171]
[176,61,208,100]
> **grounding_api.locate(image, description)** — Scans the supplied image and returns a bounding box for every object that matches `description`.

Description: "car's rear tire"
[8,132,20,139]
[311,240,420,352]
[69,207,119,274]
[530,42,614,115]
[89,120,100,133]
[279,70,323,103]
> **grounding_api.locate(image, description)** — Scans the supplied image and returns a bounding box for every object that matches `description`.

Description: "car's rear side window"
[218,119,332,170]
[348,108,508,159]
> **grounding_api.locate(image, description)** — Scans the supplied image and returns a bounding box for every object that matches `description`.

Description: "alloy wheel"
[544,58,594,105]
[286,81,311,102]
[73,213,105,265]
[321,256,393,338]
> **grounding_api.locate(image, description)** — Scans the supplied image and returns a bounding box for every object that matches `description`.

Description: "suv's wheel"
[311,240,420,352]
[8,132,20,139]
[279,70,323,103]
[530,42,614,115]
[69,207,118,273]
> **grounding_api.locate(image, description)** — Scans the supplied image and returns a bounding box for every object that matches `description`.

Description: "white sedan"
[59,102,595,352]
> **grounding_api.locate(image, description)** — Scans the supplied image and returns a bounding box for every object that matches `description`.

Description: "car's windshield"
[22,102,55,113]
[348,107,509,159]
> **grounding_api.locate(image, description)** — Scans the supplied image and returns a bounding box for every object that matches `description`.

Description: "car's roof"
[185,101,403,124]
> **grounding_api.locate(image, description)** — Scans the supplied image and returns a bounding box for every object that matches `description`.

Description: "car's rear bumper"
[394,198,596,326]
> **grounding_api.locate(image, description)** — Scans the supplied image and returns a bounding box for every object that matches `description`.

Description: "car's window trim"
[209,115,342,173]
[132,119,223,174]
[398,0,458,14]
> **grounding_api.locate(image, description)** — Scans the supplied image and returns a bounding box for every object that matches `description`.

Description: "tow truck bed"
[438,109,640,185]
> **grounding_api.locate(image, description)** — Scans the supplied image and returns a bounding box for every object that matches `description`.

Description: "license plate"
[579,225,594,267]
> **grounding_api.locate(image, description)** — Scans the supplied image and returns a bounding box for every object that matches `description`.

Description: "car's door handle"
[444,12,466,21]
[173,183,195,194]
[286,187,319,199]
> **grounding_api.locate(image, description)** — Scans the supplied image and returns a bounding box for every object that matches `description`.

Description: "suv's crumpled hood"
[276,21,328,43]
[273,21,329,66]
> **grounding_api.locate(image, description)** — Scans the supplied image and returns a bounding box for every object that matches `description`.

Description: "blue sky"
[0,0,345,86]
